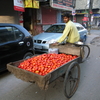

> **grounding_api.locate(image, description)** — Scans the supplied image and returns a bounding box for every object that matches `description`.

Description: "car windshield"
[45,25,65,33]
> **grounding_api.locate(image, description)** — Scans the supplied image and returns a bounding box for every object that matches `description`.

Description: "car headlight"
[46,39,57,44]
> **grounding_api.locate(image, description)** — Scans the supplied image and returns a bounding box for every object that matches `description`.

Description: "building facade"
[23,0,66,36]
[0,0,73,35]
[0,0,19,24]
[75,0,100,26]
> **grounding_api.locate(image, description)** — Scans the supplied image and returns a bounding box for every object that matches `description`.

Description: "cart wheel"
[80,45,90,63]
[64,62,80,99]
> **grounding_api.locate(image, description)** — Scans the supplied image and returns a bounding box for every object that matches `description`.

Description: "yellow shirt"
[57,20,80,43]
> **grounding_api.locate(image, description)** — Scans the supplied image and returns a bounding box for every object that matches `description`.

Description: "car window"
[13,27,24,40]
[77,26,84,31]
[45,25,65,33]
[0,27,15,44]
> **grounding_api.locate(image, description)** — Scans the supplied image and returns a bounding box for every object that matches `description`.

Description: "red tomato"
[18,53,78,76]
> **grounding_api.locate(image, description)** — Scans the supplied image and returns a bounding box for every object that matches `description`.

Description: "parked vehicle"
[0,23,34,72]
[33,23,88,52]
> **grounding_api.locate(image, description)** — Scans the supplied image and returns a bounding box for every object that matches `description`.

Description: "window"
[77,27,84,31]
[45,25,65,33]
[0,27,15,44]
[13,27,24,40]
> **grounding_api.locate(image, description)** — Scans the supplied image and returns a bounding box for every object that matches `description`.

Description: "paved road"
[70,45,100,100]
[90,30,100,35]
[0,30,100,100]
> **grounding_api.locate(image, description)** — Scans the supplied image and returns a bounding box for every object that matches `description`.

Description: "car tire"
[23,52,33,59]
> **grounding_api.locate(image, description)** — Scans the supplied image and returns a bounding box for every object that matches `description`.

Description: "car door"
[77,26,87,41]
[0,26,24,71]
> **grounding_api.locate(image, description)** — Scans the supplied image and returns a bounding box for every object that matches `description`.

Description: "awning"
[93,14,100,17]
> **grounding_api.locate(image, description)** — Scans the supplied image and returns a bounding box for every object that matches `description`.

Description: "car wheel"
[23,52,33,59]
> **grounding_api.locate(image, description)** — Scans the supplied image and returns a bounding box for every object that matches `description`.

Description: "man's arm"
[57,25,71,43]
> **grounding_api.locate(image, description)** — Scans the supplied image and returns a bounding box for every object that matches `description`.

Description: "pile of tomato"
[18,53,78,76]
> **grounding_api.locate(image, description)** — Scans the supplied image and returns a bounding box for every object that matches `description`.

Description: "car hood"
[33,32,62,41]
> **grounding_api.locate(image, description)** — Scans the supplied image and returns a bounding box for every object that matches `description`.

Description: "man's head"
[63,13,70,23]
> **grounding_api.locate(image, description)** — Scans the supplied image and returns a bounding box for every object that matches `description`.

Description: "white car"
[33,23,88,52]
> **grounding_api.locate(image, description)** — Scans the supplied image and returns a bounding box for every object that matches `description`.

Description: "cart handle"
[74,41,90,63]
[80,45,90,63]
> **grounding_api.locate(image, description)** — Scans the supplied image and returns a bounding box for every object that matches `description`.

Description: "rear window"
[77,26,84,31]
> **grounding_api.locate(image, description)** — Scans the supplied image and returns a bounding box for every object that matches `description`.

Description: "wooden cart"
[7,43,90,99]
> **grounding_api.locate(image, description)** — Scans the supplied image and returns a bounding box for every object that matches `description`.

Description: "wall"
[57,10,62,23]
[76,15,84,24]
[76,0,100,10]
[0,0,19,24]
[42,7,57,25]
[32,7,61,35]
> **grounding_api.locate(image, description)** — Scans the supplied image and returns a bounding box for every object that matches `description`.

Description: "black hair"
[63,13,70,18]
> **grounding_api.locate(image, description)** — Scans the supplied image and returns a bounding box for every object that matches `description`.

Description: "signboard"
[82,17,89,21]
[93,14,100,17]
[25,0,39,9]
[33,1,39,9]
[14,0,25,12]
[93,14,100,18]
[50,0,73,11]
[72,9,76,15]
[25,0,33,8]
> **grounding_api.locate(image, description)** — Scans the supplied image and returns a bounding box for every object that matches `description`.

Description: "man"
[54,13,80,45]
[98,21,100,27]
